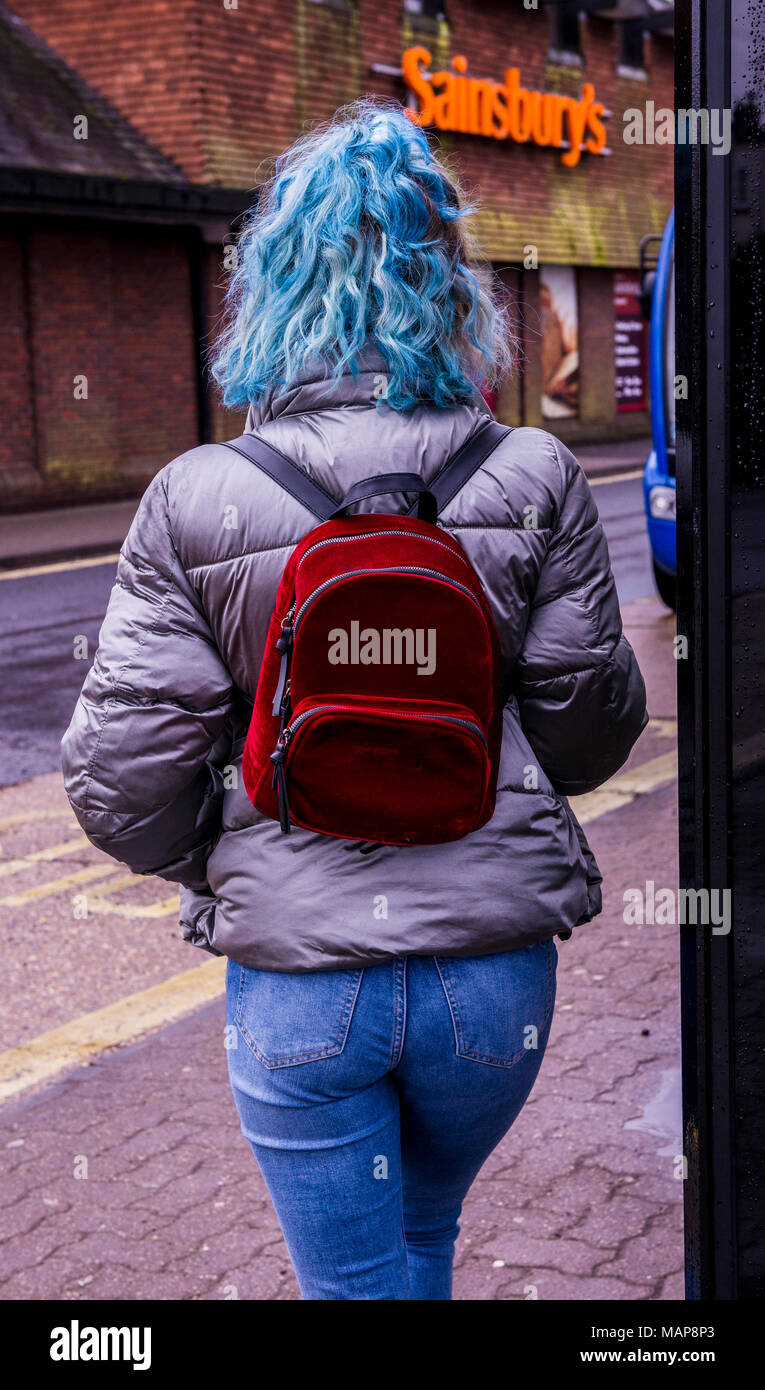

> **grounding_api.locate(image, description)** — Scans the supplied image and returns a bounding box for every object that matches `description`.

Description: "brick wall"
[3,1,671,504]
[8,0,206,178]
[205,239,247,445]
[10,1,673,264]
[0,219,199,508]
[0,231,37,505]
[493,264,523,426]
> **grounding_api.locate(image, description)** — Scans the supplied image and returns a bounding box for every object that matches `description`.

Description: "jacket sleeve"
[61,463,234,890]
[514,437,648,797]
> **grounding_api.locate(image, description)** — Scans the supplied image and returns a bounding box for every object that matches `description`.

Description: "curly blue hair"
[210,99,514,413]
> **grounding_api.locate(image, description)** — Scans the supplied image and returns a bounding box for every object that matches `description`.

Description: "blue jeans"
[226,939,557,1300]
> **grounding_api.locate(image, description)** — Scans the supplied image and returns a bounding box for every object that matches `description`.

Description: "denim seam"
[234,967,364,1068]
[434,958,461,1056]
[390,958,408,1069]
[434,942,556,1069]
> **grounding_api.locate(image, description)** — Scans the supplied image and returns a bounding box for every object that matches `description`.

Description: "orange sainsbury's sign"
[402,46,607,168]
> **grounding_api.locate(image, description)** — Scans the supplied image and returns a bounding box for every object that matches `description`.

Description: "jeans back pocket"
[232,961,363,1068]
[435,938,557,1068]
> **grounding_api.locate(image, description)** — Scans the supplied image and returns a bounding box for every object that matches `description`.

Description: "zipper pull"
[278,678,292,730]
[272,604,295,717]
[276,603,295,653]
[269,727,292,764]
[269,734,292,834]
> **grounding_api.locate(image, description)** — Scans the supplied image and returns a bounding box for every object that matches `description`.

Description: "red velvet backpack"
[223,421,511,846]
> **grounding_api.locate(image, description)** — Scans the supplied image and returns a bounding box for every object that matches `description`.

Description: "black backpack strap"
[407,419,513,517]
[225,418,512,523]
[222,432,337,521]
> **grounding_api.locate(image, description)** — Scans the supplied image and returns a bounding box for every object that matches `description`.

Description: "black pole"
[676,0,765,1299]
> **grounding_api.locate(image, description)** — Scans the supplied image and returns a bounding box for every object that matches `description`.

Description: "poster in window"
[540,266,579,419]
[613,271,647,411]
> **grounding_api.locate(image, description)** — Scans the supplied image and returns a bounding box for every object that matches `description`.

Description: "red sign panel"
[614,272,647,413]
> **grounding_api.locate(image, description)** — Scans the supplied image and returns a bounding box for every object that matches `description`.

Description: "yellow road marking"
[86,876,181,918]
[570,749,677,824]
[0,958,226,1102]
[0,862,125,905]
[0,808,80,832]
[0,837,89,879]
[85,896,180,919]
[589,468,645,486]
[35,869,180,918]
[74,871,146,896]
[0,553,120,582]
[0,747,677,1102]
[0,851,176,913]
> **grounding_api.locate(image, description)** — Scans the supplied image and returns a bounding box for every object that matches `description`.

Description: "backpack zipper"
[271,601,296,720]
[293,567,484,635]
[268,703,488,834]
[301,703,483,742]
[298,529,459,566]
[271,703,487,756]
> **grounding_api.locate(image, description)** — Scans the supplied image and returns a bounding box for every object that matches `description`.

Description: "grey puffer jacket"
[61,343,647,971]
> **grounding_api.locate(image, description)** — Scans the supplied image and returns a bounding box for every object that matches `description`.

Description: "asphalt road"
[0,562,117,789]
[592,475,654,606]
[0,475,655,789]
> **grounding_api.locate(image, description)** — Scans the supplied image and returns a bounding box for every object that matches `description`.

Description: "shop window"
[548,2,582,64]
[404,0,446,17]
[619,19,646,75]
[540,266,579,421]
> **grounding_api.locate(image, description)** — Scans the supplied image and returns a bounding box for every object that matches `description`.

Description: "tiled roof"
[0,2,186,180]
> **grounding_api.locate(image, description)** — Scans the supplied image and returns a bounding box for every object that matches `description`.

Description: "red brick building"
[0,3,249,510]
[2,0,674,508]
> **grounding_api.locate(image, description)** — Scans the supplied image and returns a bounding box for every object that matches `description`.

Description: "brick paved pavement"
[0,596,682,1300]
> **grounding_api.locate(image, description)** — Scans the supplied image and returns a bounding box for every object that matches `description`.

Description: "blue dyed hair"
[210,99,514,413]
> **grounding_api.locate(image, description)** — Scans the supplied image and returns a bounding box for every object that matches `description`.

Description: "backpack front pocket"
[254,695,492,845]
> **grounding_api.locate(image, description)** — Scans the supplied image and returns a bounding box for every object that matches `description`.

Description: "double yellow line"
[0,960,227,1103]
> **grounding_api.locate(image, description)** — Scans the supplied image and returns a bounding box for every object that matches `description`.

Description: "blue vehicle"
[640,211,676,609]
